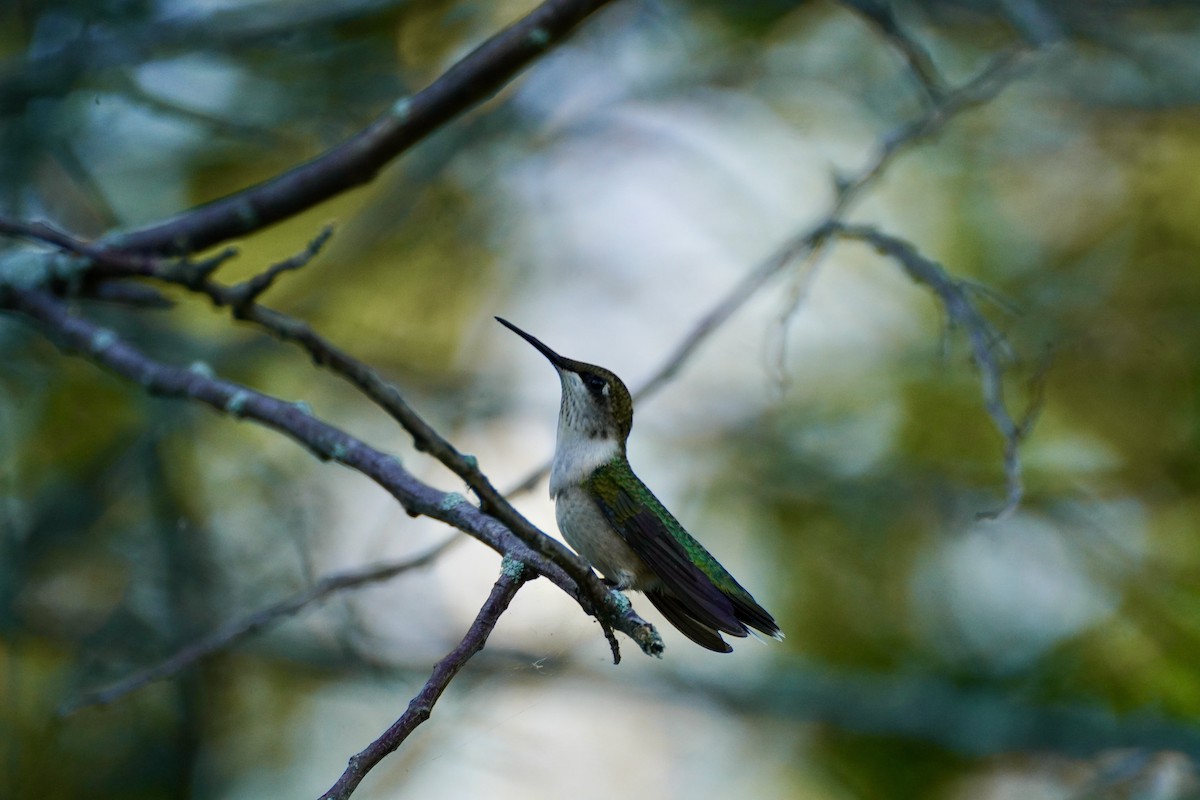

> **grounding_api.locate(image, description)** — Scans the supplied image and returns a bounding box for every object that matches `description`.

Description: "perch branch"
[104,230,645,657]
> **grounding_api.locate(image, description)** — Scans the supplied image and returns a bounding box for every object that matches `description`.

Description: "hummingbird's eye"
[582,373,608,397]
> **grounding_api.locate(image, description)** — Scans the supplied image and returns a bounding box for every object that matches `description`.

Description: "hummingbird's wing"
[585,462,754,651]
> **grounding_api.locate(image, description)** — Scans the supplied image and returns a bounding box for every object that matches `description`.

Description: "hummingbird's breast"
[554,486,658,591]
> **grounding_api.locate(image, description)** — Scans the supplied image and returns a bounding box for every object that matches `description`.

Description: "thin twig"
[61,536,462,715]
[184,246,240,285]
[771,45,1031,349]
[319,558,530,800]
[227,225,334,307]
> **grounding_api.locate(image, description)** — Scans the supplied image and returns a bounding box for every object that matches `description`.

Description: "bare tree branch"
[108,0,620,256]
[61,536,462,716]
[319,558,530,800]
[782,44,1031,329]
[0,215,160,274]
[2,287,662,658]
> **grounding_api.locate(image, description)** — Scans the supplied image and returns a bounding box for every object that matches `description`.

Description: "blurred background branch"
[831,222,1033,517]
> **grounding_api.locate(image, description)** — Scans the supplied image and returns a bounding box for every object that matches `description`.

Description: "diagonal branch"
[319,558,530,800]
[3,287,662,657]
[62,536,462,715]
[109,0,620,256]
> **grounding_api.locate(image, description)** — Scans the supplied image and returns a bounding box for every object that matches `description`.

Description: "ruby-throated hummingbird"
[497,317,783,653]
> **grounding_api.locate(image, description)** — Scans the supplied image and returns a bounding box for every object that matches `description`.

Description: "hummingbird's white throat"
[548,370,621,498]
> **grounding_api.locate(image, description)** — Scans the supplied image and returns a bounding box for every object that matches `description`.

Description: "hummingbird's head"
[496,317,634,446]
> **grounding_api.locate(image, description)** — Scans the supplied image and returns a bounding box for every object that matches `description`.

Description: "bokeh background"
[4,0,1200,798]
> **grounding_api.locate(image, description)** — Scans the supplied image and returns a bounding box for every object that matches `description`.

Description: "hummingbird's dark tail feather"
[646,587,783,652]
[645,589,737,653]
[730,594,784,642]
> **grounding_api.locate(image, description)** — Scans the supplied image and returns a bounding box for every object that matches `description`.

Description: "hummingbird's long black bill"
[495,317,570,370]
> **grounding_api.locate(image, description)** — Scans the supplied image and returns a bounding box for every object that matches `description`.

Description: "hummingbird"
[497,317,783,653]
